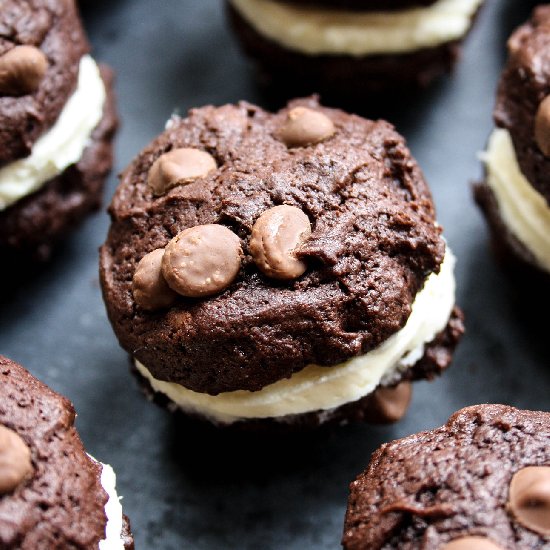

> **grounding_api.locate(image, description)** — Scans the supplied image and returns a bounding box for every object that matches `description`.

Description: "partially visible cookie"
[226,0,484,99]
[278,0,438,10]
[0,356,133,549]
[343,405,550,549]
[0,0,118,261]
[476,6,550,279]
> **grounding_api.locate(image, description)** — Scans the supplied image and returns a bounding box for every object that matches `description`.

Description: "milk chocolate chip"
[441,536,504,550]
[368,382,412,424]
[250,205,311,280]
[0,425,33,494]
[148,148,217,196]
[508,466,550,536]
[162,224,242,297]
[132,248,178,311]
[0,45,48,96]
[278,107,335,148]
[535,95,550,156]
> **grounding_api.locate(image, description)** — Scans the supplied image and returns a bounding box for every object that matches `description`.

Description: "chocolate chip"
[0,425,33,494]
[278,107,335,148]
[0,45,48,96]
[535,96,550,156]
[162,224,242,298]
[368,382,412,424]
[508,466,550,536]
[441,536,504,550]
[132,248,178,311]
[250,205,311,280]
[148,148,217,196]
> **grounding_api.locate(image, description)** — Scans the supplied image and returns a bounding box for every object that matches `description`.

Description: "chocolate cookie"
[476,6,550,278]
[0,0,87,165]
[0,65,117,261]
[0,0,118,261]
[494,6,550,204]
[100,97,463,427]
[343,405,550,549]
[0,355,134,549]
[226,0,484,100]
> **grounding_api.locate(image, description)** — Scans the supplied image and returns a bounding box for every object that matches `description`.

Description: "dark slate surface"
[0,0,548,548]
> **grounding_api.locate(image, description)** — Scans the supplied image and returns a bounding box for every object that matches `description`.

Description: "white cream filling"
[230,0,483,56]
[98,462,125,550]
[136,249,456,424]
[481,128,550,273]
[0,55,106,211]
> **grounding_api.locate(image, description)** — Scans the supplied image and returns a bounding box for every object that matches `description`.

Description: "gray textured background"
[1,1,548,548]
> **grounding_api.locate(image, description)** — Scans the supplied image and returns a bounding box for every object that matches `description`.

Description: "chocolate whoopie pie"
[226,0,484,99]
[100,97,464,429]
[0,0,117,261]
[343,405,550,549]
[0,356,133,549]
[476,6,550,281]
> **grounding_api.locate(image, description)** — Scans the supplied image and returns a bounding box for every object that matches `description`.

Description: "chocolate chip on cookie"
[250,205,311,279]
[162,224,242,298]
[277,107,335,148]
[0,45,48,96]
[508,466,550,536]
[133,248,178,310]
[0,425,33,494]
[148,148,217,196]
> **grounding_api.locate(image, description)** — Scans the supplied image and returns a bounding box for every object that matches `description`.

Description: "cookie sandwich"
[226,0,484,98]
[0,356,133,549]
[343,404,550,549]
[476,6,550,280]
[0,0,117,260]
[100,97,463,429]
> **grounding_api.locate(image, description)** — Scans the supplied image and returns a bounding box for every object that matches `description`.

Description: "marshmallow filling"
[229,0,483,56]
[98,462,126,550]
[481,128,550,273]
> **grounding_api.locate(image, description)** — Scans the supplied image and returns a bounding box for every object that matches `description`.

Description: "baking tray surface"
[0,1,548,548]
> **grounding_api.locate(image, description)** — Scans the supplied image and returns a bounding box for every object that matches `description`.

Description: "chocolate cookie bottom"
[227,3,476,101]
[121,516,135,550]
[132,307,464,432]
[0,65,118,261]
[474,179,550,284]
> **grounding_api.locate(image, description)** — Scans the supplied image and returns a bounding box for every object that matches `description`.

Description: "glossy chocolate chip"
[132,248,178,311]
[0,45,48,96]
[535,95,550,157]
[0,425,33,494]
[508,466,550,536]
[250,205,311,280]
[369,382,412,424]
[441,536,504,550]
[162,224,242,298]
[148,147,217,196]
[278,107,335,148]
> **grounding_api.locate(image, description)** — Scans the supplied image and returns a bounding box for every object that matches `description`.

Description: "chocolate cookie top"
[100,98,444,395]
[0,356,110,548]
[0,0,88,166]
[495,5,550,205]
[278,0,438,11]
[343,405,550,549]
